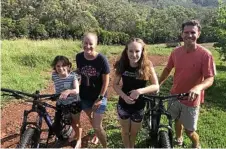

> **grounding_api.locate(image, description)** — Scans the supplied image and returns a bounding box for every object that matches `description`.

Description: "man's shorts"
[167,100,200,131]
[117,103,144,123]
[80,97,107,114]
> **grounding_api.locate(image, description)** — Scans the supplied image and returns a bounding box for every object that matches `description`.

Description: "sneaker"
[91,135,99,145]
[74,139,82,149]
[174,137,183,146]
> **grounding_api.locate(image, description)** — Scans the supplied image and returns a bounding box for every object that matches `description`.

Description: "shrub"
[15,18,29,38]
[29,24,48,40]
[165,42,181,48]
[97,29,130,45]
[1,17,16,39]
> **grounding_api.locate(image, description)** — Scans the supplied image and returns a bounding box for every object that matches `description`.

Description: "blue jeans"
[81,97,107,114]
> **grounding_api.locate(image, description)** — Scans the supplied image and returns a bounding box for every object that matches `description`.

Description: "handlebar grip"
[1,88,34,97]
[178,93,189,98]
[181,93,189,96]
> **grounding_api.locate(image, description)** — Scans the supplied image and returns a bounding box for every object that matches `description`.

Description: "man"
[159,20,216,148]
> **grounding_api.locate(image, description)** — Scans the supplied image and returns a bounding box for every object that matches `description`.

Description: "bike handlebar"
[1,88,60,100]
[141,93,189,101]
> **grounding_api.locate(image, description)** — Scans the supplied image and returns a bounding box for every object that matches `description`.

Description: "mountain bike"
[1,88,76,148]
[141,93,189,148]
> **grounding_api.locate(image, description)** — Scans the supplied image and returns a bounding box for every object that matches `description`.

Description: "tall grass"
[1,39,169,92]
[1,39,80,92]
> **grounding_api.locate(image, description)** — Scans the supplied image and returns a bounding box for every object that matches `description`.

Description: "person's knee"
[185,129,196,137]
[130,123,141,135]
[175,119,182,124]
[121,129,130,136]
[130,129,138,136]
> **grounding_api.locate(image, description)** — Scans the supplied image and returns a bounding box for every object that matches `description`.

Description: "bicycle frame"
[1,88,60,147]
[142,93,189,148]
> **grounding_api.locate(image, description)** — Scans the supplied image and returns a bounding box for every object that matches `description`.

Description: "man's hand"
[188,86,201,101]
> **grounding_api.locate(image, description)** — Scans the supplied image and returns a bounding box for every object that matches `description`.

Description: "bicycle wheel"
[146,116,158,147]
[152,117,157,132]
[17,128,40,148]
[158,130,171,148]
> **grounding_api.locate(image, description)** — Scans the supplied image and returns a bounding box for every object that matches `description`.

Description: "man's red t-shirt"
[166,45,216,107]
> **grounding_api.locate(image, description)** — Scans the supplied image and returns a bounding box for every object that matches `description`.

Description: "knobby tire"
[158,130,171,148]
[17,128,39,148]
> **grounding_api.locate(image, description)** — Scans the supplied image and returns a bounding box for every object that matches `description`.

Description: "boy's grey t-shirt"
[76,52,110,102]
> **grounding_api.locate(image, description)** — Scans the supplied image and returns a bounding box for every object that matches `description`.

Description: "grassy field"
[1,39,171,93]
[1,39,226,147]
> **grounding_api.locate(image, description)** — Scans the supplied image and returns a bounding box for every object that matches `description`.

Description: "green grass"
[147,44,173,55]
[1,39,80,92]
[1,39,226,147]
[1,39,171,93]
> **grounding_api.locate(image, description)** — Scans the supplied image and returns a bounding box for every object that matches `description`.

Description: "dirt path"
[1,55,168,148]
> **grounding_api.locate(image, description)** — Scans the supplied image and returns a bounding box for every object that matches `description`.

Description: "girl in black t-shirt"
[113,38,159,148]
[76,32,110,148]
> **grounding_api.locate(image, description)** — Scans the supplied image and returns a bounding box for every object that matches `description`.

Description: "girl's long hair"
[114,38,151,80]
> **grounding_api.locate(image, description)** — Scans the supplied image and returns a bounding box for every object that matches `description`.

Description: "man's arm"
[189,52,215,101]
[189,76,214,100]
[159,67,172,86]
[194,76,214,90]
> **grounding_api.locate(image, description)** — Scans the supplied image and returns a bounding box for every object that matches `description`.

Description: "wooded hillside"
[1,0,226,50]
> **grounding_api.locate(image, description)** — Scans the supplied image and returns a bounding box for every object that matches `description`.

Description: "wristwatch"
[98,95,104,100]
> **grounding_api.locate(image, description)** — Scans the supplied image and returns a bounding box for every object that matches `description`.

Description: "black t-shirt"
[76,52,110,101]
[118,65,148,111]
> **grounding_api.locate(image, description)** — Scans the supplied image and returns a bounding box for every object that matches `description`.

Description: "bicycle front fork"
[20,110,42,140]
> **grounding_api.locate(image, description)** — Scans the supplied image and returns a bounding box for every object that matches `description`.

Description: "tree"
[214,0,226,60]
